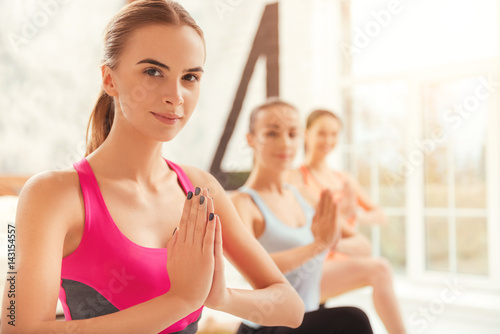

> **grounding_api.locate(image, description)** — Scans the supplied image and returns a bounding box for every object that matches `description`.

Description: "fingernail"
[187,191,193,200]
[209,212,214,221]
[195,187,201,196]
[172,227,178,236]
[200,195,205,204]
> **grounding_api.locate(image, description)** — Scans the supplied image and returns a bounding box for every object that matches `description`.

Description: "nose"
[279,133,294,149]
[162,80,184,106]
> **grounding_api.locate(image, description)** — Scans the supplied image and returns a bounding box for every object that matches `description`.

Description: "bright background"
[1,0,499,333]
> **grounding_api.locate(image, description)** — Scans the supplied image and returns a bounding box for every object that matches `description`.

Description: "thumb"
[167,227,178,255]
[214,216,224,264]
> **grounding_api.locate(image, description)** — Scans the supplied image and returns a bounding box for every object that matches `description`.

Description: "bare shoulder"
[175,164,222,192]
[229,190,254,211]
[17,167,82,229]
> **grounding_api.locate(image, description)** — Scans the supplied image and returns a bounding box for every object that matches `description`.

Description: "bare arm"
[1,171,214,334]
[230,190,339,275]
[343,173,387,226]
[186,168,304,328]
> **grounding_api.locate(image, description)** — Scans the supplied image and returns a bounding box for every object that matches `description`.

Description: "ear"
[101,65,118,97]
[246,132,255,149]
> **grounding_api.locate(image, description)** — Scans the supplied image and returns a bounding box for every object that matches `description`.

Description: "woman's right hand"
[311,189,341,251]
[166,187,216,309]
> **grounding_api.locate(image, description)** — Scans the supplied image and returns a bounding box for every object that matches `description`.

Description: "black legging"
[236,307,373,334]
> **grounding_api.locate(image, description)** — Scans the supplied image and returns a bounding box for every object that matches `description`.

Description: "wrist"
[166,291,203,313]
[311,240,329,253]
[211,288,232,313]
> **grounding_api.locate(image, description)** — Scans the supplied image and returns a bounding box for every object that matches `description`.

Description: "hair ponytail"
[85,89,115,156]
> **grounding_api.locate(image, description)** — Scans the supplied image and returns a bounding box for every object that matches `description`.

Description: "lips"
[151,112,182,125]
[275,153,292,160]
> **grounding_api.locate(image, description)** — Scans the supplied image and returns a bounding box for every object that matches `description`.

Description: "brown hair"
[85,0,205,156]
[248,97,298,134]
[305,109,342,130]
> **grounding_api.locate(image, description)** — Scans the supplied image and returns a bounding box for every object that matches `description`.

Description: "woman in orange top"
[286,109,406,334]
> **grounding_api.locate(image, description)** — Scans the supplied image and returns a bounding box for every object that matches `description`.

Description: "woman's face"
[103,24,205,142]
[305,115,342,157]
[248,106,301,170]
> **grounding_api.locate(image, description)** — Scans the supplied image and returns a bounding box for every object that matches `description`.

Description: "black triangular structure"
[210,2,280,190]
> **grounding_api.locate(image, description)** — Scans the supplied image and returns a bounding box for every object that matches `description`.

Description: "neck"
[245,163,287,194]
[87,112,168,188]
[304,150,328,171]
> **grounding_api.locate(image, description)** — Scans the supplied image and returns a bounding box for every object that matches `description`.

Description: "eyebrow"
[136,58,204,73]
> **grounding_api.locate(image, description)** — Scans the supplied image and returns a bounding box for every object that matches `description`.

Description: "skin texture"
[1,25,303,333]
[285,114,406,334]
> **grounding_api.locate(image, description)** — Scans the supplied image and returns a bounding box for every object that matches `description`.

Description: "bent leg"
[335,233,372,257]
[320,258,406,334]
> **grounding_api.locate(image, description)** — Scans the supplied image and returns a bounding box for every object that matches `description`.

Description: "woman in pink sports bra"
[0,1,304,333]
[286,109,406,334]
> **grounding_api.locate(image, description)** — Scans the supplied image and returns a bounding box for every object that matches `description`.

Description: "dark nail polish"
[195,187,201,196]
[187,191,193,200]
[200,195,205,204]
[209,213,214,221]
[172,227,178,236]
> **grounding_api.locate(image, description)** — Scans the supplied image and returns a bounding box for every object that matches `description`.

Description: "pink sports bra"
[59,157,202,333]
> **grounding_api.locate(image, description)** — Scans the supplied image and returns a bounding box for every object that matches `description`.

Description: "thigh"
[320,257,380,299]
[235,307,373,334]
[335,233,371,257]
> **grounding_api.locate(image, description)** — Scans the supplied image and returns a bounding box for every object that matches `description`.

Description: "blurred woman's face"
[249,106,301,170]
[104,24,205,142]
[305,115,342,157]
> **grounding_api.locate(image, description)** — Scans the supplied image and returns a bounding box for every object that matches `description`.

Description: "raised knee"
[370,258,393,283]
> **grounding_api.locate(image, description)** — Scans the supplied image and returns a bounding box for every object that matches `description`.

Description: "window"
[342,0,500,286]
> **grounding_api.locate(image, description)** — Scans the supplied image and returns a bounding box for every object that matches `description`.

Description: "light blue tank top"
[238,184,326,327]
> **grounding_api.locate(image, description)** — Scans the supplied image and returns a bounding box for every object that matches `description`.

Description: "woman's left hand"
[203,190,230,310]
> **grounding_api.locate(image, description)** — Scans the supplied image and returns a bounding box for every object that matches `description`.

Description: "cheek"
[183,84,200,105]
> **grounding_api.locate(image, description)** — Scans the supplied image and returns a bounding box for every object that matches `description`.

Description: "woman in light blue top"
[230,98,373,334]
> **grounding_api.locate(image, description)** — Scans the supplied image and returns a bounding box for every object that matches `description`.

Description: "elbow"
[289,310,304,329]
[286,291,304,328]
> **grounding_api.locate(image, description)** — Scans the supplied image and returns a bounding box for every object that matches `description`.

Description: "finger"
[203,211,216,255]
[214,215,225,275]
[178,191,194,243]
[329,194,339,229]
[317,189,328,218]
[185,188,200,244]
[214,215,223,258]
[205,189,215,222]
[194,190,208,245]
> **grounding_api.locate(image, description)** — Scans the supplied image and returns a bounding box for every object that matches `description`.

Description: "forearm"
[220,283,303,328]
[5,293,197,334]
[270,242,326,274]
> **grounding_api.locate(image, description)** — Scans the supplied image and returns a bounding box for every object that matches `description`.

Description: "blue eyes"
[143,68,199,82]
